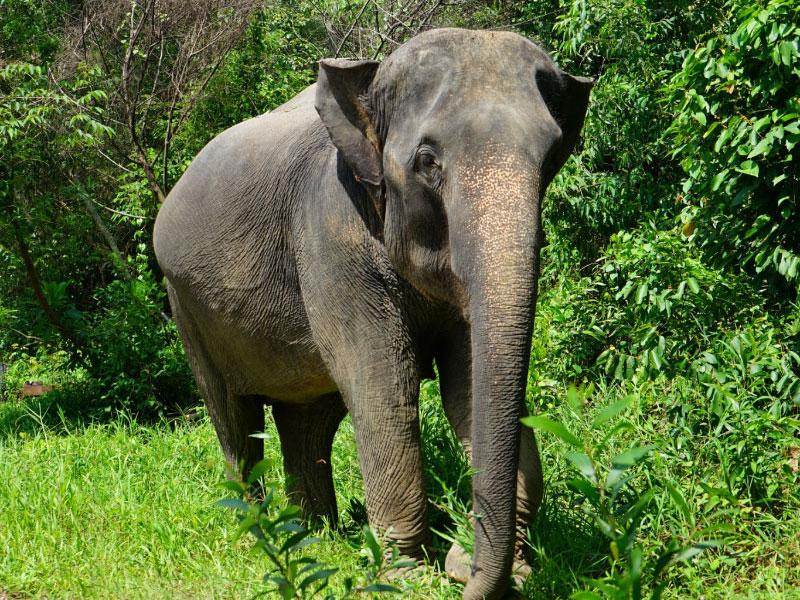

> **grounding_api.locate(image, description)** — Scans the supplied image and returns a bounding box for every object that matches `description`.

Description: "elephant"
[153,28,592,600]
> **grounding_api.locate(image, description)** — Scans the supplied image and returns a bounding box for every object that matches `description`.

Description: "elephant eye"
[414,145,441,175]
[420,153,436,168]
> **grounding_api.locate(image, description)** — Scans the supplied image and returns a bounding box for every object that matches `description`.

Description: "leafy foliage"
[533,222,765,386]
[218,455,412,599]
[667,0,800,295]
[525,385,718,600]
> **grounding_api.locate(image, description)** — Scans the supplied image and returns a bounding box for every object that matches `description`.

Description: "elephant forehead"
[380,28,552,99]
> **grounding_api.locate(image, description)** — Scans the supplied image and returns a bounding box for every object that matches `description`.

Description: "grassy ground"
[1,377,798,600]
[0,396,463,600]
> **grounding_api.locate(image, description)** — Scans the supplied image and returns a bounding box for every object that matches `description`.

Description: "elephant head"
[315,29,592,600]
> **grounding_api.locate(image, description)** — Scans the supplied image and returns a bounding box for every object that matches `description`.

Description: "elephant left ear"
[536,69,594,176]
[315,59,383,194]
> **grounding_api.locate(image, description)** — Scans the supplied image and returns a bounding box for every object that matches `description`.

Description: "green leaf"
[298,568,338,590]
[215,498,250,512]
[361,583,401,592]
[622,489,656,527]
[591,394,634,429]
[565,452,597,484]
[247,458,272,486]
[288,536,323,553]
[652,548,680,580]
[711,169,729,191]
[570,592,604,600]
[388,557,417,570]
[597,421,635,453]
[274,520,305,535]
[736,160,759,176]
[747,136,772,158]
[666,482,695,527]
[218,480,246,495]
[636,283,649,304]
[521,416,582,448]
[363,526,383,567]
[674,540,721,563]
[606,445,654,488]
[567,385,582,412]
[273,505,302,526]
[612,445,654,467]
[566,478,600,504]
[232,515,257,543]
[297,561,327,576]
[779,41,794,65]
[650,348,662,371]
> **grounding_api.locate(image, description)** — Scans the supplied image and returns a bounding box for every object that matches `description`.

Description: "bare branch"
[335,0,372,58]
[70,0,259,200]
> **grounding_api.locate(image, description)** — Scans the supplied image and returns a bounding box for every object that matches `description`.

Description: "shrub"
[219,457,411,599]
[534,220,764,387]
[80,248,196,418]
[667,0,800,297]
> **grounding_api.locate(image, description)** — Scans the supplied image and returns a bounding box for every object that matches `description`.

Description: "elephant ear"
[315,58,384,210]
[536,68,594,177]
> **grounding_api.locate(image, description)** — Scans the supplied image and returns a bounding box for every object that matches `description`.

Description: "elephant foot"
[444,542,532,591]
[511,558,532,591]
[444,542,472,583]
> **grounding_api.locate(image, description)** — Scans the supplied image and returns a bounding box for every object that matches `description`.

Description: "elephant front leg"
[436,327,543,586]
[297,232,431,560]
[341,371,431,560]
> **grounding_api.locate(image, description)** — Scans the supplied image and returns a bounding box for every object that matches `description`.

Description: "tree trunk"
[13,226,79,345]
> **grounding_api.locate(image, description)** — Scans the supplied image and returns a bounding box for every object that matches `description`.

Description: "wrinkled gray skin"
[154,28,591,600]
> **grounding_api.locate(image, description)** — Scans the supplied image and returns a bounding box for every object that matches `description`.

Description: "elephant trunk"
[464,260,538,600]
[450,164,542,600]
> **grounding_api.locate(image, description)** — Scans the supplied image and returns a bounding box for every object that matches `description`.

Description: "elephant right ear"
[536,68,594,178]
[315,59,383,193]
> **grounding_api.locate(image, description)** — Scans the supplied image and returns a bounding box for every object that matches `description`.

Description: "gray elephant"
[154,28,591,600]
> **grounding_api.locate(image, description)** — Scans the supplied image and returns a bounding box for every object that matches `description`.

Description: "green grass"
[1,367,798,599]
[0,398,462,600]
[0,406,261,599]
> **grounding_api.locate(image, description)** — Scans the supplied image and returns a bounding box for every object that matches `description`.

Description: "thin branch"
[12,222,79,345]
[95,147,134,174]
[335,0,372,57]
[8,327,44,343]
[308,0,340,53]
[81,191,134,280]
[138,27,166,141]
[94,202,153,220]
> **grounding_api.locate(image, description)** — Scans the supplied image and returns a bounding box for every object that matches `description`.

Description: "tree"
[0,62,113,345]
[72,0,259,204]
[668,0,800,298]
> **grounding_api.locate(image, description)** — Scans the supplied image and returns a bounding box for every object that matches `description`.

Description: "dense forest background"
[1,1,799,599]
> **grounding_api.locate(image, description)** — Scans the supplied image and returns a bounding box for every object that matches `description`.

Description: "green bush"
[538,0,712,269]
[667,0,800,296]
[535,221,763,386]
[219,456,411,599]
[524,385,717,600]
[81,249,196,419]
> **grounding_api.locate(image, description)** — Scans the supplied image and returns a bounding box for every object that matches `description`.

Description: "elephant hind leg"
[272,393,347,524]
[168,285,265,478]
